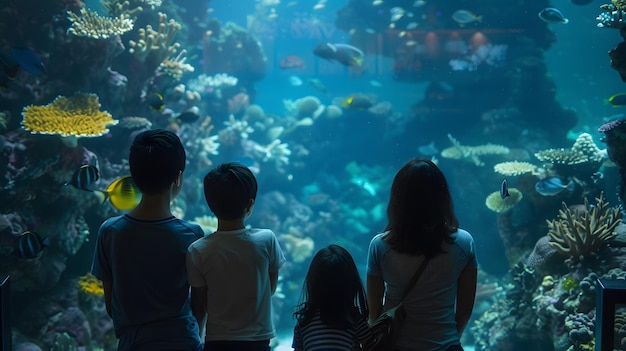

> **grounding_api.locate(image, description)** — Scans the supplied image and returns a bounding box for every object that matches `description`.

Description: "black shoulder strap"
[400,257,430,300]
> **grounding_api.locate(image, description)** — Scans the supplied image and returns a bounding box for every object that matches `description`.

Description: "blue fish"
[65,164,99,191]
[538,8,569,24]
[535,177,575,196]
[500,179,510,199]
[10,47,46,75]
[15,231,50,259]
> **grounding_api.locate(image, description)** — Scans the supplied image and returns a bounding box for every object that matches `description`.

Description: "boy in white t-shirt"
[186,162,286,351]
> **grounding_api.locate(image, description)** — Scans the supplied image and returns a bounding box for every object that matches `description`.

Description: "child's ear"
[247,199,255,211]
[175,170,183,187]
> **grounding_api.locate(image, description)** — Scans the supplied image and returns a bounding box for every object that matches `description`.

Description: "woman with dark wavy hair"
[367,158,477,351]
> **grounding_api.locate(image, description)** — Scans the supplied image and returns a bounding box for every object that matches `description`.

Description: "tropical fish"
[500,179,510,199]
[0,47,45,88]
[10,47,46,75]
[308,78,328,94]
[279,55,305,69]
[534,177,574,196]
[313,42,364,67]
[176,111,201,124]
[15,231,50,259]
[65,164,100,191]
[606,93,626,107]
[390,7,405,22]
[289,75,303,87]
[538,8,569,24]
[148,93,165,111]
[452,10,482,25]
[96,176,142,211]
[340,95,374,110]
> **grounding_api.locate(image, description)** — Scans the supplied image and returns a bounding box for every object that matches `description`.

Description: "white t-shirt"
[186,228,286,341]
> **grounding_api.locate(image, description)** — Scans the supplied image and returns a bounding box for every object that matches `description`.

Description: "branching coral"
[223,114,254,138]
[22,93,118,138]
[254,139,291,165]
[485,188,523,213]
[547,194,622,261]
[157,49,194,81]
[128,12,181,63]
[441,134,510,166]
[101,0,143,17]
[535,133,605,165]
[494,161,538,176]
[67,8,134,39]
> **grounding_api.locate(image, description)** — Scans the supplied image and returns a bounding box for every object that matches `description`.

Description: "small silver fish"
[452,10,482,24]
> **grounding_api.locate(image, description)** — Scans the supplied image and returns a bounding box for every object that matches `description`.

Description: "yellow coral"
[493,161,538,176]
[67,8,134,39]
[485,188,523,213]
[22,93,118,138]
[77,273,104,295]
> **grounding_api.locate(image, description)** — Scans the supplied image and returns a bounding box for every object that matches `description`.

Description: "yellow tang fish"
[96,176,142,211]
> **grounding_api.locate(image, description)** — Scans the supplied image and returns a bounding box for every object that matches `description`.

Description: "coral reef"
[441,134,510,166]
[21,93,118,139]
[128,12,181,63]
[77,273,104,295]
[535,133,605,165]
[486,188,523,213]
[67,8,134,39]
[494,161,538,176]
[547,194,621,262]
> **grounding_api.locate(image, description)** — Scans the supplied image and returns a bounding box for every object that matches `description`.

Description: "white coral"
[254,139,291,165]
[223,114,254,139]
[199,135,220,155]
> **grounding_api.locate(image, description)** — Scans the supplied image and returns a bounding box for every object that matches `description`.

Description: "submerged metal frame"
[595,278,626,351]
[0,274,10,351]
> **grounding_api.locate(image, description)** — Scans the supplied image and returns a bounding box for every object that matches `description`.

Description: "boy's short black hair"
[204,162,258,220]
[129,129,186,195]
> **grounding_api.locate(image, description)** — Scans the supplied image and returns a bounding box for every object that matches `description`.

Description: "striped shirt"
[292,311,371,351]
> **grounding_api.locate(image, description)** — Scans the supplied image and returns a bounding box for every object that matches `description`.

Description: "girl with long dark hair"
[293,244,371,351]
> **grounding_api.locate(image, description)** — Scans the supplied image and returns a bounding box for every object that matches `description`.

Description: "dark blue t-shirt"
[92,214,203,351]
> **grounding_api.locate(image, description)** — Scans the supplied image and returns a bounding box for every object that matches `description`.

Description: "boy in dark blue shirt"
[92,129,203,351]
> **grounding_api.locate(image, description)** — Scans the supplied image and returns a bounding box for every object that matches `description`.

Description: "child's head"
[297,244,368,328]
[129,129,186,195]
[203,162,258,220]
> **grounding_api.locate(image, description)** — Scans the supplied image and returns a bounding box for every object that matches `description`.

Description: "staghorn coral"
[535,133,605,165]
[547,194,622,261]
[67,8,134,39]
[441,134,510,166]
[254,139,292,166]
[494,161,538,176]
[22,93,118,138]
[101,0,143,17]
[77,273,104,295]
[485,188,523,213]
[157,49,194,81]
[223,114,254,138]
[128,12,181,63]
